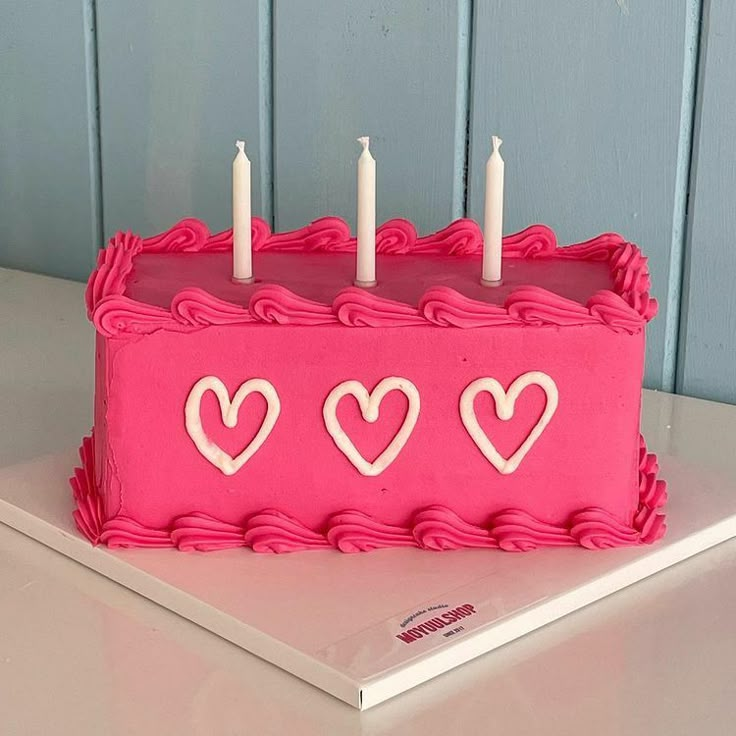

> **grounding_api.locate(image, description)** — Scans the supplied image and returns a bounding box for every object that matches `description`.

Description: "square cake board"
[1,441,734,710]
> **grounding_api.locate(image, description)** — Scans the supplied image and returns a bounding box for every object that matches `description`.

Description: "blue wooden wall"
[1,1,734,403]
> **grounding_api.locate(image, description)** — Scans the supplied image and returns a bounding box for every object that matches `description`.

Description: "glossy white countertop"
[1,266,735,735]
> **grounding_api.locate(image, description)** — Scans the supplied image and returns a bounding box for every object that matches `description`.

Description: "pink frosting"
[70,433,667,553]
[205,218,272,252]
[261,217,352,252]
[627,289,659,322]
[491,510,576,551]
[608,241,657,321]
[413,506,498,550]
[418,284,643,332]
[419,286,518,328]
[639,465,667,509]
[500,224,558,258]
[100,516,174,549]
[556,233,624,261]
[171,513,245,551]
[249,284,337,326]
[142,218,210,253]
[204,228,234,252]
[375,218,418,254]
[171,287,253,326]
[244,510,331,553]
[412,219,556,257]
[326,510,417,553]
[615,262,650,295]
[94,295,193,338]
[413,219,482,254]
[70,435,104,544]
[85,230,143,316]
[611,241,646,275]
[635,506,667,543]
[569,508,641,549]
[635,436,667,543]
[587,291,646,333]
[333,287,425,327]
[506,286,599,327]
[87,217,657,338]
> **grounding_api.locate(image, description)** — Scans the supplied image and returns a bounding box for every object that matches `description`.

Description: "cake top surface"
[126,252,613,310]
[86,216,658,336]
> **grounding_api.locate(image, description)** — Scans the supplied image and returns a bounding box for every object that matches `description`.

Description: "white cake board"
[0,448,735,710]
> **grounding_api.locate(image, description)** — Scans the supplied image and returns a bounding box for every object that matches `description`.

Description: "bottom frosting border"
[70,434,667,553]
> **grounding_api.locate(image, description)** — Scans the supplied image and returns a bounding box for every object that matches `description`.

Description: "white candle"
[355,136,377,287]
[482,135,505,285]
[232,140,253,283]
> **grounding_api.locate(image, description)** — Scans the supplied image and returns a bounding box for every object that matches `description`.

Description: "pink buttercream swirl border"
[85,217,658,337]
[70,434,666,553]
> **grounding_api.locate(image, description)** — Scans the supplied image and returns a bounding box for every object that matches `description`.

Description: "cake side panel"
[99,324,644,530]
[93,333,114,518]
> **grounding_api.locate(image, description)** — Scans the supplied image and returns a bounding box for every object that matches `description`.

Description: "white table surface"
[1,266,735,735]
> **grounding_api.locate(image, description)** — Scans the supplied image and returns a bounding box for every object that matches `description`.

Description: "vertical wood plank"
[96,0,270,238]
[677,0,736,403]
[469,2,692,389]
[0,1,100,280]
[273,1,468,234]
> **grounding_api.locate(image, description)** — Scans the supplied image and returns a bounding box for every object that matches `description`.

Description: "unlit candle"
[482,135,504,285]
[355,136,377,287]
[232,140,253,283]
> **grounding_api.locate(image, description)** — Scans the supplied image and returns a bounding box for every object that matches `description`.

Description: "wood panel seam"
[675,0,708,394]
[82,0,104,268]
[454,0,474,219]
[259,0,275,228]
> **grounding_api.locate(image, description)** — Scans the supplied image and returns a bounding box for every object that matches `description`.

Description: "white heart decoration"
[323,377,420,477]
[185,376,281,476]
[460,371,558,475]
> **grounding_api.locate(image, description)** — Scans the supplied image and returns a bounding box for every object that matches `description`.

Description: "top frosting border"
[85,216,658,337]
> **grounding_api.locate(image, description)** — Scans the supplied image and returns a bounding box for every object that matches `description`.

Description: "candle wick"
[491,135,502,153]
[357,136,370,152]
[236,140,246,154]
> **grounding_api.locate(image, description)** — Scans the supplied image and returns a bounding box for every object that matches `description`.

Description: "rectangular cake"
[71,216,666,552]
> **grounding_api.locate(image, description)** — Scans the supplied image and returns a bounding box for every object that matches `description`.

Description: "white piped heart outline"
[323,377,420,477]
[460,371,558,475]
[185,376,281,476]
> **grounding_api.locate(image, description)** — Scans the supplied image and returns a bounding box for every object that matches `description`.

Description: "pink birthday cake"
[71,216,667,552]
